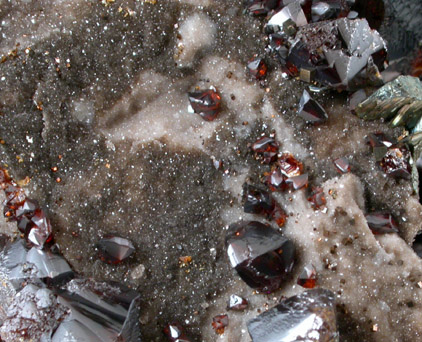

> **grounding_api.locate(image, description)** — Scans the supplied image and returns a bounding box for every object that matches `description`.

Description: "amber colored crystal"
[277,153,303,177]
[271,204,287,227]
[297,264,317,288]
[251,136,279,164]
[212,315,228,335]
[188,88,221,121]
[247,57,268,79]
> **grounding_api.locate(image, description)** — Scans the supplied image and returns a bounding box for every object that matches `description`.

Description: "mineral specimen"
[247,57,268,79]
[164,322,192,342]
[297,264,317,288]
[380,146,412,180]
[251,136,279,164]
[247,289,338,342]
[225,221,295,293]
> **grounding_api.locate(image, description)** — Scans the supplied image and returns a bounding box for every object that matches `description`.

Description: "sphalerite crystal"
[248,57,268,79]
[308,187,327,209]
[297,264,317,288]
[212,314,229,335]
[225,221,295,293]
[227,294,248,311]
[297,90,328,123]
[380,146,412,180]
[365,212,399,234]
[251,136,279,164]
[97,235,135,264]
[333,157,351,173]
[247,289,338,342]
[188,88,221,121]
[164,322,192,342]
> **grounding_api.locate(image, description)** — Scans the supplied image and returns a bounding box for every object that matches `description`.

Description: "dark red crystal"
[251,136,279,164]
[226,221,296,293]
[227,294,248,311]
[333,157,351,173]
[285,174,308,190]
[264,167,287,192]
[380,146,412,180]
[247,57,268,79]
[97,235,135,264]
[26,208,53,248]
[164,322,192,342]
[212,314,229,335]
[311,0,350,22]
[366,132,393,161]
[188,88,221,121]
[297,264,317,288]
[271,204,288,227]
[308,187,326,210]
[277,153,303,177]
[297,90,328,124]
[365,212,399,235]
[243,184,274,216]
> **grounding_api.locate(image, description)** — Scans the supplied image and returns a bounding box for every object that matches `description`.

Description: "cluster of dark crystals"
[247,289,339,342]
[187,88,222,121]
[225,221,295,293]
[1,168,52,249]
[243,184,288,227]
[0,169,141,342]
[251,136,279,164]
[259,1,387,89]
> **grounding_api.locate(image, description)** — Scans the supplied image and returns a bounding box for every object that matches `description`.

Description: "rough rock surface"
[0,0,422,341]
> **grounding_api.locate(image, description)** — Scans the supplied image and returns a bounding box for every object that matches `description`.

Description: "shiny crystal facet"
[251,136,279,164]
[226,221,295,293]
[298,90,328,123]
[380,146,412,180]
[243,184,275,215]
[308,187,327,209]
[248,57,268,79]
[267,2,308,32]
[247,289,338,342]
[164,322,191,342]
[277,153,303,177]
[227,294,248,311]
[365,212,399,234]
[333,157,351,173]
[97,235,135,264]
[264,168,287,192]
[285,173,308,190]
[297,264,317,288]
[188,89,221,121]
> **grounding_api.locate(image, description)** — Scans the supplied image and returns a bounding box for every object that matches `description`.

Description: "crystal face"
[308,187,327,209]
[212,314,229,335]
[365,212,399,234]
[380,146,412,180]
[247,289,338,342]
[251,136,279,164]
[225,221,295,293]
[277,153,303,177]
[188,88,221,121]
[333,157,351,173]
[297,264,317,288]
[247,57,268,79]
[264,168,287,192]
[285,173,308,190]
[227,294,248,311]
[297,90,328,123]
[164,322,191,342]
[97,235,135,264]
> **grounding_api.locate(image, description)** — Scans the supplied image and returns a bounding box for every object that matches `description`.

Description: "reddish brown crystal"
[380,146,411,180]
[164,322,192,342]
[188,88,221,121]
[252,136,279,164]
[277,153,303,177]
[264,167,287,192]
[333,157,351,173]
[247,57,268,79]
[227,294,248,311]
[365,212,399,235]
[285,174,308,190]
[297,264,317,288]
[271,204,287,227]
[212,314,228,335]
[308,187,326,210]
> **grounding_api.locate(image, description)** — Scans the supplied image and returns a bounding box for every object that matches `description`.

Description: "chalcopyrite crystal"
[297,90,328,123]
[247,289,339,342]
[225,221,295,293]
[97,235,135,264]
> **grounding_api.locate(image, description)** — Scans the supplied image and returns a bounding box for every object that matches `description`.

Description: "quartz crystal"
[97,235,135,264]
[247,289,338,342]
[225,221,295,293]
